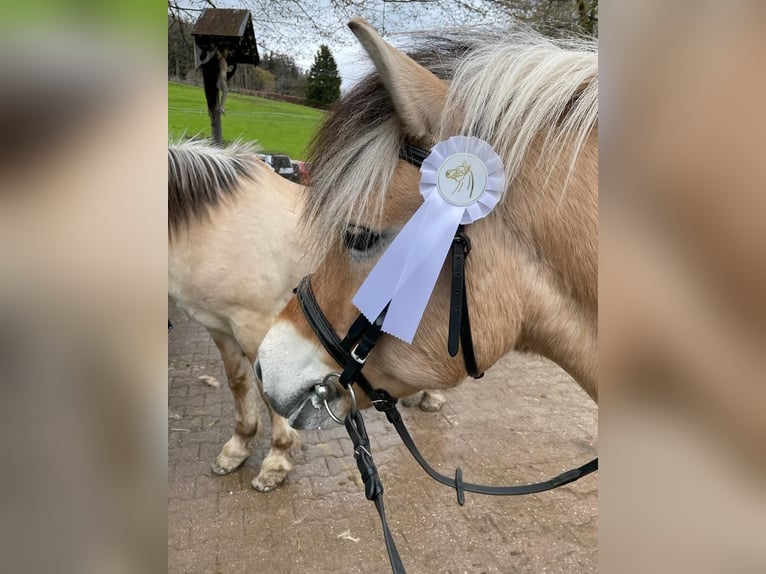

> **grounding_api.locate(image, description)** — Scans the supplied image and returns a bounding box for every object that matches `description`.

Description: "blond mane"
[442,32,597,202]
[303,27,597,254]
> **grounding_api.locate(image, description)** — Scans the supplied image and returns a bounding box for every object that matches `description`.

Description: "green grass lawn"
[168,82,325,159]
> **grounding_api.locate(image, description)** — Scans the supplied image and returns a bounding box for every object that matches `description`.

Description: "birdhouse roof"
[191,9,251,38]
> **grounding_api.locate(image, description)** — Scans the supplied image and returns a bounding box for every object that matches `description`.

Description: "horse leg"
[250,372,300,492]
[209,331,259,475]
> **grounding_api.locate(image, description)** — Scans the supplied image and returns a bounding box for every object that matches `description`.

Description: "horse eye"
[343,227,381,252]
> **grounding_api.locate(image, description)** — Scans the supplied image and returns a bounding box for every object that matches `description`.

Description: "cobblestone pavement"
[169,300,598,573]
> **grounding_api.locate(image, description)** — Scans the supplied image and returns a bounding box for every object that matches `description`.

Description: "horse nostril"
[255,360,263,381]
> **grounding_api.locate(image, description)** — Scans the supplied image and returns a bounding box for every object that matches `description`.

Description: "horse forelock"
[303,27,598,256]
[302,74,399,259]
[168,138,263,239]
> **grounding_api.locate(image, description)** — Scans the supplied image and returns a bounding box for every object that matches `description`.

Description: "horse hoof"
[400,391,425,408]
[250,471,287,492]
[250,453,292,492]
[400,391,446,412]
[419,391,446,412]
[211,454,248,475]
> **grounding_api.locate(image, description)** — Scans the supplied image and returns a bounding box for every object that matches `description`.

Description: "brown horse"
[168,139,446,488]
[258,18,598,428]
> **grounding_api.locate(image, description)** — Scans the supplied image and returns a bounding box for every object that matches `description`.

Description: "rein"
[293,141,598,574]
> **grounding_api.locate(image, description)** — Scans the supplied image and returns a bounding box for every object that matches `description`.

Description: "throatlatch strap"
[459,284,482,379]
[448,229,467,357]
[447,227,483,379]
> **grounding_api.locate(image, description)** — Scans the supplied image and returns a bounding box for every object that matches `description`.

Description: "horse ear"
[348,18,446,141]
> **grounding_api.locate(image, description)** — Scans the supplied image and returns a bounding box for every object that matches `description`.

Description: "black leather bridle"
[293,141,598,574]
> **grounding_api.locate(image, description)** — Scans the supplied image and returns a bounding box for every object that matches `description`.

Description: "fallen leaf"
[337,529,360,543]
[198,375,221,388]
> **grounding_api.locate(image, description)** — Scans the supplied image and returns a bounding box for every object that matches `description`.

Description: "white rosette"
[352,135,505,343]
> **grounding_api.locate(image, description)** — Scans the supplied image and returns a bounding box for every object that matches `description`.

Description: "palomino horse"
[259,18,597,427]
[168,139,446,489]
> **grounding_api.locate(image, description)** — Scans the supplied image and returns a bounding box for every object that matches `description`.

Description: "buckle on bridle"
[453,228,471,255]
[349,343,368,365]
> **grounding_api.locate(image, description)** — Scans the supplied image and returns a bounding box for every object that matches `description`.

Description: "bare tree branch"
[168,0,596,80]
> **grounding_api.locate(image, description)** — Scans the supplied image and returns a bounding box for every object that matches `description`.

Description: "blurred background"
[600,1,766,571]
[0,0,764,572]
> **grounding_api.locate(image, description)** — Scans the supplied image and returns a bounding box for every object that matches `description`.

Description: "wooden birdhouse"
[191,9,260,143]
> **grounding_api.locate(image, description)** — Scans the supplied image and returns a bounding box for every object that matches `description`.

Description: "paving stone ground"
[168,300,598,573]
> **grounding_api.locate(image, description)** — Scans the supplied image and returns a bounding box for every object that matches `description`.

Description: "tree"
[488,0,598,36]
[167,15,195,80]
[260,52,308,96]
[306,45,341,108]
[251,68,277,92]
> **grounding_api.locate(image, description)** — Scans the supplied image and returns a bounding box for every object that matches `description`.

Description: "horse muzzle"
[257,322,351,429]
[262,372,349,429]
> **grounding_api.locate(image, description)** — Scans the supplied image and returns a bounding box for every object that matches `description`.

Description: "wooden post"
[202,57,223,145]
[209,107,223,145]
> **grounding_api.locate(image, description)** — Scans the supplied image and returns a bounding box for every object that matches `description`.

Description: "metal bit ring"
[315,373,356,425]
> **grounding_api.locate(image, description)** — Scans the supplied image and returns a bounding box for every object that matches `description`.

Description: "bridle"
[293,141,598,574]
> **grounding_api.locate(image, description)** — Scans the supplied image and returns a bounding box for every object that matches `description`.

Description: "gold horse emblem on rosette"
[445,161,475,198]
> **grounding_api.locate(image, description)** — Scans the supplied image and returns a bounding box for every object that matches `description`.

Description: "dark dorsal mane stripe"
[168,140,261,238]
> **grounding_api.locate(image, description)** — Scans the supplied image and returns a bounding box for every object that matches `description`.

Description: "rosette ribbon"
[352,135,506,343]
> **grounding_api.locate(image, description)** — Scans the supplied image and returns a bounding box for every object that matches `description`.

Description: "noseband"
[293,141,598,574]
